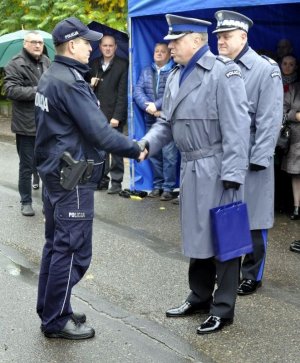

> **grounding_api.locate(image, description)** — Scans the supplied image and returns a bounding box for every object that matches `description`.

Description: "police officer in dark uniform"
[35,17,143,340]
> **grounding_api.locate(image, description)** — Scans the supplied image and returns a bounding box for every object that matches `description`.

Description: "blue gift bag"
[210,200,253,262]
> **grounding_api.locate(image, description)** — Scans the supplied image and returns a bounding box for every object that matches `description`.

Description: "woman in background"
[281,82,300,220]
[274,54,298,213]
[281,54,298,93]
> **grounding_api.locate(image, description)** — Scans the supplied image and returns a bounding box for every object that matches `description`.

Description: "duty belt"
[181,145,222,162]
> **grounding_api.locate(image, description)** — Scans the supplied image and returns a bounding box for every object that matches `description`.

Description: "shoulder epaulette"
[260,55,278,65]
[216,55,233,64]
[69,68,84,81]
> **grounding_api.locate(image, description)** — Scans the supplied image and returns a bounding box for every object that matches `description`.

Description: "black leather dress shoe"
[44,319,95,340]
[97,182,109,190]
[71,312,86,324]
[107,184,122,194]
[40,312,86,332]
[290,240,300,253]
[160,191,174,201]
[197,315,233,334]
[166,301,210,317]
[148,189,161,198]
[237,279,262,296]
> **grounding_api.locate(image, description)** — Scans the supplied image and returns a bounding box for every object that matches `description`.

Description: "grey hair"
[24,31,42,40]
[192,32,208,43]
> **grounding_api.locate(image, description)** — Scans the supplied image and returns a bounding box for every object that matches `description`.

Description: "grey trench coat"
[237,48,283,230]
[143,50,251,259]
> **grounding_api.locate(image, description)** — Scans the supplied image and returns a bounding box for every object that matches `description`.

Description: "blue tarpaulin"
[128,0,300,191]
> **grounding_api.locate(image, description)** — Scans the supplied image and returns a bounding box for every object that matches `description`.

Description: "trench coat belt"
[181,145,222,162]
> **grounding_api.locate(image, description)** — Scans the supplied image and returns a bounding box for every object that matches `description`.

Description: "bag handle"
[219,189,237,206]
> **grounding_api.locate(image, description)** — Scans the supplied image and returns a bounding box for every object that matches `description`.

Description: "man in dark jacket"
[89,35,128,194]
[4,31,51,216]
[35,17,143,340]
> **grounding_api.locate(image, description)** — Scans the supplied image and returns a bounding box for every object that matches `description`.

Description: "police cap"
[164,14,212,40]
[52,17,103,46]
[212,10,253,34]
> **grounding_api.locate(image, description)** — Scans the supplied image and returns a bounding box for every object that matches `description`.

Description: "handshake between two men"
[137,139,149,162]
[136,140,241,191]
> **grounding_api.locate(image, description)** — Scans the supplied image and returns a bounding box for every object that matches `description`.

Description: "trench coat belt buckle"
[181,146,222,162]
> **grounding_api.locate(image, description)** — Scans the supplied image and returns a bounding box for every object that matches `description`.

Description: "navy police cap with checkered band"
[213,10,253,34]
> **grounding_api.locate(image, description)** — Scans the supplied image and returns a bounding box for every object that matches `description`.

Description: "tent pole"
[128,16,135,191]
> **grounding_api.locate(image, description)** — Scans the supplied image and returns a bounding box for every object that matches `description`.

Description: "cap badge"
[217,12,223,21]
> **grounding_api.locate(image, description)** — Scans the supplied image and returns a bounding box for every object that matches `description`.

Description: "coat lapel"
[168,51,215,118]
[170,67,204,115]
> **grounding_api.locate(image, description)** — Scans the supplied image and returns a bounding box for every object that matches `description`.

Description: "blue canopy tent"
[128,0,300,191]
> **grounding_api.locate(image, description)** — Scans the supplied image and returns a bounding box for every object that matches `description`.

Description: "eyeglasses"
[25,40,44,46]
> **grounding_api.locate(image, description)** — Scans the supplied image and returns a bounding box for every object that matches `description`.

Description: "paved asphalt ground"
[0,118,299,363]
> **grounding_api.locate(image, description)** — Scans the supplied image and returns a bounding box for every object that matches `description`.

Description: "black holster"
[60,152,93,190]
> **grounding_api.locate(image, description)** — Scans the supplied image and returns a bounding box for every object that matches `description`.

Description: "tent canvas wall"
[128,0,300,191]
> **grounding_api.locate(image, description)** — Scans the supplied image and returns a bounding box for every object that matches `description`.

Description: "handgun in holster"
[60,151,93,190]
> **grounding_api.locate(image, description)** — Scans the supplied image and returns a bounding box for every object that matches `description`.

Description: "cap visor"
[212,27,240,34]
[82,29,103,41]
[164,33,186,40]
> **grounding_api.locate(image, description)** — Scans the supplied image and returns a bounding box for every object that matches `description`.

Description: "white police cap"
[164,14,212,40]
[212,10,253,34]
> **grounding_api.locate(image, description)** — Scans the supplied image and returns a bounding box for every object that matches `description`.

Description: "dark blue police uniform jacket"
[35,55,139,191]
[35,55,140,333]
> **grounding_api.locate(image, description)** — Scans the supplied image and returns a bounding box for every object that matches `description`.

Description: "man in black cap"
[35,17,143,340]
[213,11,283,295]
[139,14,251,334]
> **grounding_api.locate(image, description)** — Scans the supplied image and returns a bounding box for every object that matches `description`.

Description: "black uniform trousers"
[241,229,268,282]
[37,186,94,333]
[187,256,240,319]
[102,125,124,187]
[16,134,35,205]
